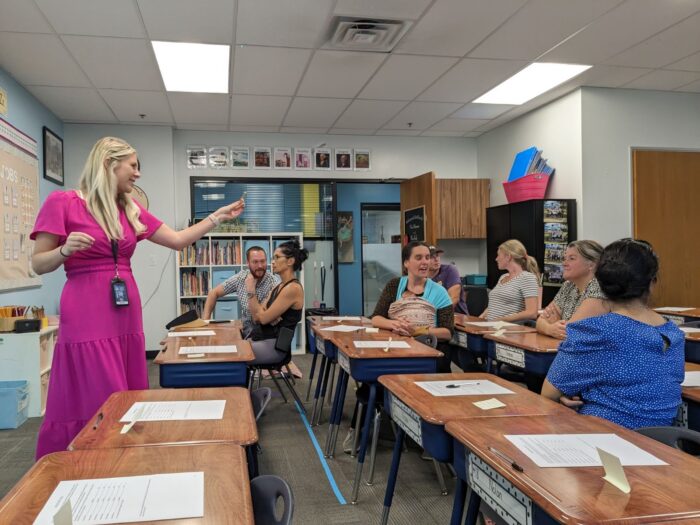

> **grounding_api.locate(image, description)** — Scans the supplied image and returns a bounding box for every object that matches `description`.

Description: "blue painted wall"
[336,182,400,315]
[0,67,65,309]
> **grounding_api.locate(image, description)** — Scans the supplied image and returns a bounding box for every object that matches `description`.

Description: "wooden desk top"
[683,362,700,403]
[484,331,561,353]
[69,387,258,451]
[656,307,700,319]
[308,315,371,326]
[331,329,443,360]
[379,373,568,425]
[154,323,254,364]
[0,443,253,524]
[310,318,372,339]
[684,330,700,342]
[446,414,700,524]
[454,314,536,335]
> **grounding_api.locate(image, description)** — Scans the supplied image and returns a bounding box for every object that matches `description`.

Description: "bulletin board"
[0,117,41,290]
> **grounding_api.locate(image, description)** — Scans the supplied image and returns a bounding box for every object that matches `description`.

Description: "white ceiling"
[1,0,700,136]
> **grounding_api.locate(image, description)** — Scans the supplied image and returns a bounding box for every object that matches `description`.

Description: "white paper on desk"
[179,345,237,355]
[353,340,410,349]
[319,325,364,332]
[415,379,515,397]
[322,316,361,321]
[682,371,700,387]
[680,327,700,334]
[656,307,694,312]
[464,321,517,329]
[504,434,667,468]
[32,471,204,525]
[168,330,216,337]
[120,400,226,422]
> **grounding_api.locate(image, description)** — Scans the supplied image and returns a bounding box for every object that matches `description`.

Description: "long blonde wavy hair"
[499,239,541,280]
[78,137,145,240]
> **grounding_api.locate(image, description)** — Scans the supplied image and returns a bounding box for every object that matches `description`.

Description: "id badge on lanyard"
[111,239,129,306]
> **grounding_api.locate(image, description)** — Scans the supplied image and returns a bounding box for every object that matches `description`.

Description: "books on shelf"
[180,269,209,297]
[179,243,210,266]
[211,240,241,265]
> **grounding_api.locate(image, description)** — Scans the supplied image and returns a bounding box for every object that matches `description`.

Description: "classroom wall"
[581,87,700,244]
[63,124,176,351]
[0,68,64,310]
[476,90,584,233]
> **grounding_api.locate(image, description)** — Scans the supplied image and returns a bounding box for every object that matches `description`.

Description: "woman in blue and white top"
[481,239,540,322]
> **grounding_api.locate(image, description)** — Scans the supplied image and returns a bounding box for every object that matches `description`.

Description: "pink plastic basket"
[502,172,551,204]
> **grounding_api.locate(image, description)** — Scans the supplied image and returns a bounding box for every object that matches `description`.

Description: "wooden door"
[633,149,700,307]
[400,171,436,245]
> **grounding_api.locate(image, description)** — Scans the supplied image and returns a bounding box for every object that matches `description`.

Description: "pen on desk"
[383,337,392,353]
[489,446,524,472]
[93,412,103,430]
[445,382,480,388]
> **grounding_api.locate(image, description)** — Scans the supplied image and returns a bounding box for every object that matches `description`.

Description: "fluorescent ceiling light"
[474,62,591,105]
[152,41,229,93]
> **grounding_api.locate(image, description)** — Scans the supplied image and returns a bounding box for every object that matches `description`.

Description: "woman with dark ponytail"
[542,239,684,429]
[246,239,308,364]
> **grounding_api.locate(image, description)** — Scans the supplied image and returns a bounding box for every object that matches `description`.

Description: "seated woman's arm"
[248,282,302,325]
[541,379,583,409]
[497,296,539,322]
[430,305,454,341]
[536,301,566,338]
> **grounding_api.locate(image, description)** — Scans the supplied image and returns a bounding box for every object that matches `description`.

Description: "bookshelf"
[176,232,305,353]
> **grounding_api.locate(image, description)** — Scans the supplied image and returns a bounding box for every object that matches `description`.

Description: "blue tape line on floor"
[294,401,347,505]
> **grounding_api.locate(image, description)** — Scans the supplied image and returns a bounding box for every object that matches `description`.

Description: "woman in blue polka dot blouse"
[542,238,684,429]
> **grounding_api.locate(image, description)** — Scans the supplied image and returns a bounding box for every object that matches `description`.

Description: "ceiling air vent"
[326,17,412,53]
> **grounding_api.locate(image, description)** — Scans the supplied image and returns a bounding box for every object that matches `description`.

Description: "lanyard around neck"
[111,239,119,277]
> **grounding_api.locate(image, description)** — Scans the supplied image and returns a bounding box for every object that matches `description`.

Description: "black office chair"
[637,426,700,456]
[250,475,294,525]
[464,285,488,317]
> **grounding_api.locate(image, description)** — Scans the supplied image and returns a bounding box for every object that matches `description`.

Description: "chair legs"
[280,372,306,414]
[433,459,448,496]
[366,410,382,486]
[269,372,289,403]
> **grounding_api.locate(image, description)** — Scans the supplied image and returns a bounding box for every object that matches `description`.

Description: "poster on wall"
[542,200,569,285]
[404,205,425,243]
[337,211,354,263]
[0,117,41,290]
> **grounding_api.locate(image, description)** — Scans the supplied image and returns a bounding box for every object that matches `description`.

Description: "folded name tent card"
[415,379,515,397]
[120,400,226,422]
[682,371,700,387]
[168,330,216,337]
[473,398,508,410]
[179,345,237,355]
[353,340,410,349]
[597,447,631,493]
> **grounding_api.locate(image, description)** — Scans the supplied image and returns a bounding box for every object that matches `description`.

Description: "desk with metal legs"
[682,362,700,432]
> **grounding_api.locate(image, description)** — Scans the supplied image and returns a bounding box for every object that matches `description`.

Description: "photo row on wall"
[187,145,371,171]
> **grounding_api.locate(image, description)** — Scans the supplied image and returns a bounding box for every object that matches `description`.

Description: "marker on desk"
[383,337,392,353]
[489,446,524,472]
[93,412,104,430]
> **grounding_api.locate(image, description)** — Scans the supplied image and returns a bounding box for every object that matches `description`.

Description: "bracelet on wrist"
[59,245,69,258]
[208,214,221,227]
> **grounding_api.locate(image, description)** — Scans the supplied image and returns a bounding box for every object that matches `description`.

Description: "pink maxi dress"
[31,191,162,459]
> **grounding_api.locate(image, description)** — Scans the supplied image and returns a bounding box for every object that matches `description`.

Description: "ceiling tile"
[229,95,291,126]
[0,0,53,32]
[375,129,422,136]
[452,103,514,119]
[99,89,172,123]
[383,101,462,130]
[418,58,527,102]
[464,132,482,138]
[328,128,378,135]
[0,32,91,87]
[334,100,406,129]
[666,51,700,72]
[359,55,458,100]
[63,36,163,90]
[396,0,526,56]
[333,0,431,20]
[542,0,700,65]
[34,0,145,38]
[420,130,466,137]
[622,69,700,91]
[232,46,311,96]
[26,86,116,121]
[469,0,623,60]
[168,93,229,125]
[279,127,330,134]
[605,11,700,68]
[137,0,235,44]
[236,0,335,47]
[228,125,280,132]
[297,51,385,98]
[576,65,651,88]
[177,124,229,131]
[676,79,700,93]
[283,97,352,128]
[429,118,489,132]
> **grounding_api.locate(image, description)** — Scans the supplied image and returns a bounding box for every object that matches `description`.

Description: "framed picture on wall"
[335,148,352,170]
[254,146,271,169]
[274,147,292,169]
[187,145,207,169]
[314,147,331,170]
[354,149,371,171]
[208,146,229,169]
[294,147,311,170]
[42,127,64,185]
[231,146,250,168]
[337,211,354,263]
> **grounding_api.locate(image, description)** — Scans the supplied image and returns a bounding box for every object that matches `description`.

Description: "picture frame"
[208,146,229,169]
[314,147,331,170]
[354,149,371,171]
[42,126,64,185]
[253,146,271,169]
[294,147,312,170]
[186,145,207,169]
[334,148,353,170]
[274,147,292,169]
[230,146,250,169]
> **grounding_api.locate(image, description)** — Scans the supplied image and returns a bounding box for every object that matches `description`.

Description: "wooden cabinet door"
[436,179,490,239]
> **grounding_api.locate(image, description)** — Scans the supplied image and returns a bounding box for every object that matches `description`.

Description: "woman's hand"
[214,199,245,222]
[559,394,583,410]
[549,320,567,339]
[62,232,95,256]
[387,319,413,336]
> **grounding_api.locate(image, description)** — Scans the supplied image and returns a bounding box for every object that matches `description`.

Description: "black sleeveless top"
[250,279,303,341]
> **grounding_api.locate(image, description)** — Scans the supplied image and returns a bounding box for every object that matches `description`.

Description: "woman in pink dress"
[31,137,245,459]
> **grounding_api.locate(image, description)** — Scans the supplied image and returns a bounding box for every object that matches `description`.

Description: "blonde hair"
[78,137,145,240]
[499,239,540,279]
[568,240,604,266]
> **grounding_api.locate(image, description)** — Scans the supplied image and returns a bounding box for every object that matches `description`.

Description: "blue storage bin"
[465,274,487,286]
[0,380,29,429]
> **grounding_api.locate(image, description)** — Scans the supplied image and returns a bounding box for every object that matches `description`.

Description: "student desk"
[683,331,700,364]
[452,314,535,370]
[682,362,700,432]
[155,322,254,388]
[655,307,700,325]
[322,329,442,504]
[446,414,700,525]
[379,373,567,525]
[0,443,254,524]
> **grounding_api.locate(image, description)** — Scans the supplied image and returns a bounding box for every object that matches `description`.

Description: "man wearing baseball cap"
[428,245,468,314]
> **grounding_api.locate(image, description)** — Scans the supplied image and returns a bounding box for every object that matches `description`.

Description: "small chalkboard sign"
[404,205,425,242]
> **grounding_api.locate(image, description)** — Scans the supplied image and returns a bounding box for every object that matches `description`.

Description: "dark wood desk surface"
[484,331,561,353]
[446,414,700,524]
[330,328,444,360]
[0,443,254,524]
[453,314,536,335]
[69,387,258,450]
[154,322,254,364]
[684,362,700,404]
[379,373,568,425]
